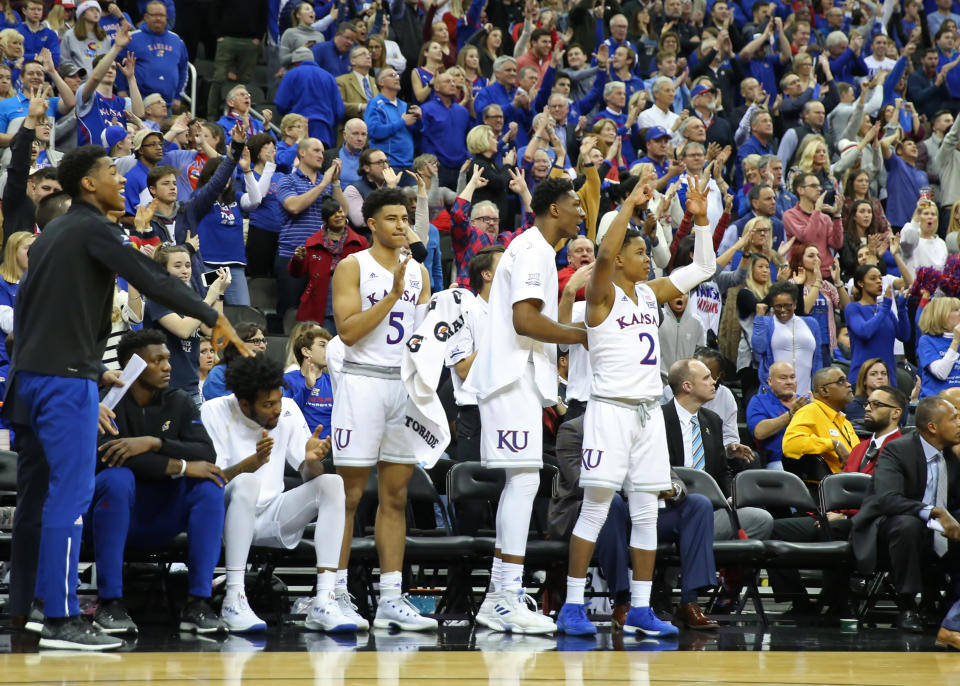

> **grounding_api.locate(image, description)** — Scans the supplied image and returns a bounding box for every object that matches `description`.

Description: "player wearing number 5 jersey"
[329,188,436,632]
[556,167,719,638]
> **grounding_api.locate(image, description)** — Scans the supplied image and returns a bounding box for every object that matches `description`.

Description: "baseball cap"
[645,126,670,142]
[132,129,162,151]
[61,1,77,8]
[101,125,127,152]
[290,47,314,64]
[57,63,86,79]
[690,83,715,98]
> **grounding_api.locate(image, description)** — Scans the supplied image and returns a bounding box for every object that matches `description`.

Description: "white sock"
[630,580,652,608]
[566,576,586,605]
[225,567,245,596]
[489,557,502,593]
[316,570,335,598]
[335,569,348,596]
[379,570,402,599]
[501,561,524,595]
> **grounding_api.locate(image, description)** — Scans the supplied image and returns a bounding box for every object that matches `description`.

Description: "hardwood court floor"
[0,625,958,686]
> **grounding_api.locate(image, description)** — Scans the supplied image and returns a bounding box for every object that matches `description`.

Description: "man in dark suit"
[852,396,960,642]
[663,359,773,540]
[549,415,719,630]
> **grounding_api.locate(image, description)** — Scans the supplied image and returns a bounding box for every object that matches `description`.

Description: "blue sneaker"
[556,603,597,636]
[622,607,679,637]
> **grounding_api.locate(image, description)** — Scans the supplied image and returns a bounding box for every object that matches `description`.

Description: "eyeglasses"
[771,302,795,310]
[369,159,389,166]
[822,378,851,388]
[473,216,499,224]
[485,114,504,120]
[866,399,898,410]
[805,183,822,190]
[246,337,267,346]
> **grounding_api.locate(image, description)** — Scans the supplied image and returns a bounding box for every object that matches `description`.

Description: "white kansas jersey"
[346,249,423,367]
[587,282,663,400]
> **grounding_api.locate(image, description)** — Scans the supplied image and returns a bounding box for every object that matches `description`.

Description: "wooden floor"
[2,650,960,686]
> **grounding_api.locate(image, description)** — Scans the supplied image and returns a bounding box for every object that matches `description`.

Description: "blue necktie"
[362,76,373,100]
[691,416,705,471]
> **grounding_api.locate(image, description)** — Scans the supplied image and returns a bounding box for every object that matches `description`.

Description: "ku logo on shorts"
[334,428,353,451]
[496,430,530,453]
[581,449,603,470]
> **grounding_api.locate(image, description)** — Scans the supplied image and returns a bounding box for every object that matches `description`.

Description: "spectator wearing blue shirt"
[116,2,188,108]
[736,110,776,187]
[284,326,334,438]
[474,57,532,144]
[917,297,960,398]
[135,0,176,30]
[18,0,59,64]
[215,85,265,145]
[881,131,928,228]
[0,57,73,144]
[364,68,422,175]
[746,362,809,469]
[275,50,346,149]
[928,0,960,35]
[311,21,355,77]
[737,16,792,98]
[245,133,284,278]
[421,72,471,189]
[76,31,142,148]
[124,129,165,217]
[825,30,868,85]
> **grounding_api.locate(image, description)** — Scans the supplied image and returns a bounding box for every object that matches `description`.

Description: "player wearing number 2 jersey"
[556,167,719,638]
[329,188,436,632]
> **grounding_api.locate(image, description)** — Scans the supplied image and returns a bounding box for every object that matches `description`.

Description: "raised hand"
[119,54,136,80]
[507,167,528,195]
[305,425,332,462]
[231,121,247,145]
[683,163,712,218]
[238,146,252,173]
[133,199,156,233]
[469,164,488,188]
[405,169,427,196]
[115,20,133,49]
[254,429,274,468]
[184,230,199,252]
[382,165,400,187]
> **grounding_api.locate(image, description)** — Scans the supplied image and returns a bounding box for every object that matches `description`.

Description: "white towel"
[401,288,476,469]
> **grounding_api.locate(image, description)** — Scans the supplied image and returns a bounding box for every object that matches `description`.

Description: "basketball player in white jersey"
[555,168,718,637]
[465,178,588,634]
[328,187,436,631]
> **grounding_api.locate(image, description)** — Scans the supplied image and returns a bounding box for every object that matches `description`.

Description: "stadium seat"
[265,335,289,367]
[247,277,278,314]
[223,304,267,331]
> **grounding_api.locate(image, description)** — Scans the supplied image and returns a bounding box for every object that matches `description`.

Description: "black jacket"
[662,399,730,496]
[2,125,37,242]
[851,432,960,574]
[6,201,218,385]
[97,386,216,480]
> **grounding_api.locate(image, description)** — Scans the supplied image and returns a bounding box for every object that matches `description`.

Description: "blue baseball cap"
[690,83,715,98]
[645,126,670,142]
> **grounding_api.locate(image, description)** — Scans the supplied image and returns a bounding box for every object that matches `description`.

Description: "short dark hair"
[748,183,771,205]
[57,145,109,198]
[530,177,575,216]
[876,384,907,412]
[619,227,644,253]
[225,353,286,404]
[916,396,951,434]
[116,329,166,368]
[768,280,799,304]
[531,28,551,43]
[247,132,275,163]
[362,187,407,223]
[336,21,356,35]
[468,244,504,293]
[220,321,263,367]
[321,196,344,223]
[359,146,384,168]
[292,325,332,365]
[792,171,817,195]
[35,191,71,230]
[31,166,59,184]
[147,164,179,189]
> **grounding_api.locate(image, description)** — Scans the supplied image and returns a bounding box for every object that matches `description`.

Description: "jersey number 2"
[386,312,405,344]
[638,332,657,365]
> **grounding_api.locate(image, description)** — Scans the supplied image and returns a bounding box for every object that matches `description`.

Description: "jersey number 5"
[638,332,657,365]
[386,311,405,344]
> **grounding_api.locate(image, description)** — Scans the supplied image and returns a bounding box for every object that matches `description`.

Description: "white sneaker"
[475,591,504,630]
[306,593,359,633]
[487,591,556,635]
[334,591,370,631]
[221,592,267,633]
[373,595,439,632]
[519,592,557,632]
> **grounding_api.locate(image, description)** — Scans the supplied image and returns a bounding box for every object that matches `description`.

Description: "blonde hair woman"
[901,198,947,271]
[787,134,836,194]
[917,296,960,397]
[0,232,35,375]
[0,28,23,82]
[947,199,960,254]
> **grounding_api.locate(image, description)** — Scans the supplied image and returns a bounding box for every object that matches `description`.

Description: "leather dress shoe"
[935,626,960,649]
[674,602,719,630]
[898,609,924,634]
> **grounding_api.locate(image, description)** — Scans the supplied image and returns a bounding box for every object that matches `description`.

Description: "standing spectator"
[275,112,305,173]
[845,358,892,433]
[901,199,949,272]
[245,133,281,278]
[2,104,60,240]
[117,1,188,108]
[279,2,324,68]
[322,118,366,188]
[918,297,960,398]
[747,362,809,469]
[342,147,396,229]
[881,128,929,229]
[205,0,267,119]
[937,114,960,232]
[736,109,776,187]
[0,231,34,391]
[215,85,264,144]
[59,1,110,75]
[782,172,843,279]
[928,0,960,36]
[0,53,76,146]
[17,0,59,65]
[659,293,707,384]
[411,40,445,103]
[336,45,378,121]
[275,142,347,318]
[274,47,345,149]
[76,27,143,148]
[788,242,847,366]
[752,281,823,396]
[844,264,911,384]
[311,21,355,77]
[474,57,529,142]
[288,196,368,333]
[364,67,421,177]
[123,130,164,216]
[421,72,470,190]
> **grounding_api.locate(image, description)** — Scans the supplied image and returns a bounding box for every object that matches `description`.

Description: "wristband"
[173,459,187,478]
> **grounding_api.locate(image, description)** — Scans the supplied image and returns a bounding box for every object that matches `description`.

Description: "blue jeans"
[211,265,250,306]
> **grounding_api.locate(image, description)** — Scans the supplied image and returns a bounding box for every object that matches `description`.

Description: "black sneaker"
[24,600,44,634]
[39,616,124,651]
[180,598,226,635]
[93,599,138,635]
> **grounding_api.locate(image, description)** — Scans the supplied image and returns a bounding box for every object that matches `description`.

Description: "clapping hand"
[231,121,247,145]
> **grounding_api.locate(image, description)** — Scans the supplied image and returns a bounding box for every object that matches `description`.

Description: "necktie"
[362,75,373,100]
[691,416,705,471]
[935,453,948,557]
[860,441,880,472]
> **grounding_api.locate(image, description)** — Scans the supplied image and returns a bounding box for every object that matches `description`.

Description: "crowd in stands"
[5,0,960,650]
